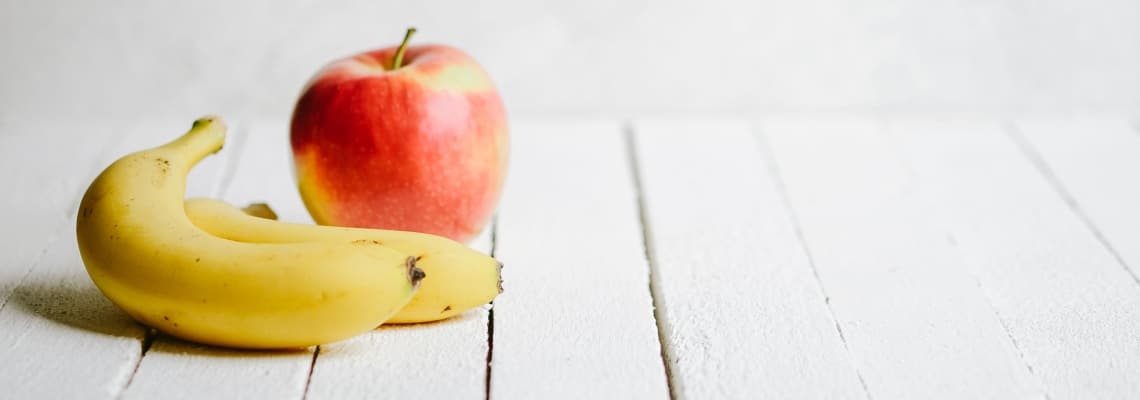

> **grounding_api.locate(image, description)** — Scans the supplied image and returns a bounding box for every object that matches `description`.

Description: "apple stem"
[391,27,417,70]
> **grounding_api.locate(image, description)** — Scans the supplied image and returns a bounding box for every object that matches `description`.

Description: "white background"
[2,0,1138,121]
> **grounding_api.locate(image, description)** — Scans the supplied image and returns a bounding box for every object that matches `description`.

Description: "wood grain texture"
[489,121,669,399]
[121,119,316,400]
[305,226,493,400]
[763,118,1041,399]
[889,119,1140,399]
[1014,118,1140,282]
[632,119,865,399]
[0,122,189,399]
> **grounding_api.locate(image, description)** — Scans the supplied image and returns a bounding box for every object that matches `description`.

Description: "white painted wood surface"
[889,119,1140,399]
[123,340,313,400]
[490,122,669,399]
[1014,118,1140,282]
[0,122,160,399]
[0,217,144,399]
[764,118,1040,398]
[633,120,865,399]
[2,116,1140,399]
[0,121,119,312]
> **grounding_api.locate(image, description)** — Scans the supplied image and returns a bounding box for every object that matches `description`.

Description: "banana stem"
[162,116,227,162]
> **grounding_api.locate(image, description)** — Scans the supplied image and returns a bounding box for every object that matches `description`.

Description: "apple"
[290,28,508,243]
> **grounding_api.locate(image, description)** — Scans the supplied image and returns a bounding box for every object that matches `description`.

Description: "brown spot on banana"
[406,256,426,287]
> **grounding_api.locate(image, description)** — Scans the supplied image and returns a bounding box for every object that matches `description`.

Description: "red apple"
[290,28,508,243]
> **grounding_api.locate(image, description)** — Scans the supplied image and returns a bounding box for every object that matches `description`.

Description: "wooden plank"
[305,226,493,400]
[1014,118,1140,282]
[889,119,1140,399]
[121,119,316,400]
[0,121,201,399]
[632,119,865,399]
[0,120,121,309]
[123,339,312,400]
[0,211,146,399]
[489,121,669,399]
[763,118,1042,398]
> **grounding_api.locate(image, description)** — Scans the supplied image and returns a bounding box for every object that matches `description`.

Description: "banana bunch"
[76,116,501,349]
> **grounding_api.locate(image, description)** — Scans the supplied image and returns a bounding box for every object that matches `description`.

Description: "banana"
[183,198,503,323]
[76,116,424,349]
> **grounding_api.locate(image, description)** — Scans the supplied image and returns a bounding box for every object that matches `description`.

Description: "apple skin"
[290,44,508,243]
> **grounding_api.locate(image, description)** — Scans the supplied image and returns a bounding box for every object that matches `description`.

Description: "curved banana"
[76,116,424,349]
[184,198,502,323]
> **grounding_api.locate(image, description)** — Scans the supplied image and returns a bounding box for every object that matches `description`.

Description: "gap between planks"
[484,216,498,400]
[1005,122,1140,289]
[631,119,868,398]
[623,123,678,400]
[752,125,874,400]
[300,345,320,400]
[884,118,1140,399]
[761,118,1048,399]
[488,121,668,399]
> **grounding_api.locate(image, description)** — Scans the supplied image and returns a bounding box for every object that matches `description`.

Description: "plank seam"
[300,346,320,400]
[116,329,158,400]
[968,271,1053,400]
[880,124,1052,399]
[485,216,499,400]
[1005,122,1140,289]
[753,126,873,400]
[625,124,678,400]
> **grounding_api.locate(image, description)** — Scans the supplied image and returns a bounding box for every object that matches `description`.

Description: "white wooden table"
[1,116,1138,399]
